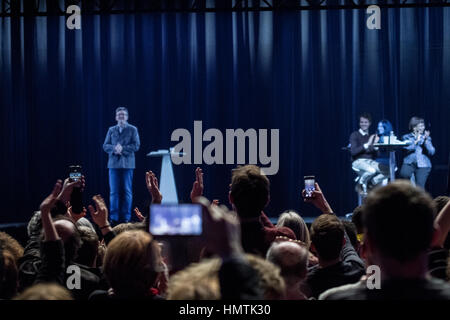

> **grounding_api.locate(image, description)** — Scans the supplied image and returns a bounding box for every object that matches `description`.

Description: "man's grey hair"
[115,107,128,114]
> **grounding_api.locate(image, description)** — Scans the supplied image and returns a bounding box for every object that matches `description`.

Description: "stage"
[1,0,449,226]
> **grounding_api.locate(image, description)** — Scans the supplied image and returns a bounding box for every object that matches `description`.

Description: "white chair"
[351,165,364,206]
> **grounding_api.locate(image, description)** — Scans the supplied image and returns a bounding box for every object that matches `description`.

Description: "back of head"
[351,206,364,234]
[75,226,99,267]
[277,210,310,246]
[14,283,73,300]
[363,180,435,262]
[53,216,82,263]
[167,258,222,300]
[167,254,285,300]
[103,230,162,297]
[230,165,270,218]
[433,196,450,249]
[0,232,24,263]
[310,214,345,261]
[246,254,285,300]
[0,249,18,299]
[266,241,308,281]
[112,222,146,236]
[433,196,450,215]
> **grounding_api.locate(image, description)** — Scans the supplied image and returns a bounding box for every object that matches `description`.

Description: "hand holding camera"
[57,175,84,205]
[302,179,333,214]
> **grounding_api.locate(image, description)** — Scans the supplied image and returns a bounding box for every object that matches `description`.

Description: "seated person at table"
[374,119,395,184]
[349,113,384,195]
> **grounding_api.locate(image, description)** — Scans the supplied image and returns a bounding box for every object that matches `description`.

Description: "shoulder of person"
[319,281,365,300]
[88,290,110,301]
[403,133,413,138]
[425,277,450,297]
[127,124,138,132]
[322,285,366,300]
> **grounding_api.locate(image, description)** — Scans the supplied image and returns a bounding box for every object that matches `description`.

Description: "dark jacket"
[103,123,140,169]
[306,229,366,298]
[325,277,450,300]
[20,238,104,300]
[349,130,377,162]
[18,206,116,299]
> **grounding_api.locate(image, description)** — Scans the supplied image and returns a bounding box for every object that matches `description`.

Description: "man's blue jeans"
[109,168,134,224]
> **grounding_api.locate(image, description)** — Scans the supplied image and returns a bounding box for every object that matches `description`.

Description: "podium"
[374,140,409,182]
[147,149,182,204]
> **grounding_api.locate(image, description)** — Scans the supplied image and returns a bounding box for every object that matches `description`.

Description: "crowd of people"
[1,164,450,300]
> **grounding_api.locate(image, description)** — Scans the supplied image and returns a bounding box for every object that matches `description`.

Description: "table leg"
[389,151,396,182]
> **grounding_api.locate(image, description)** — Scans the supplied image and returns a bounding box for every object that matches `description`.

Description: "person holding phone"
[103,107,140,225]
[349,113,385,195]
[400,117,435,189]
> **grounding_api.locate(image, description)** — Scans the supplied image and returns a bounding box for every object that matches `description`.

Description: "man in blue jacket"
[103,107,140,224]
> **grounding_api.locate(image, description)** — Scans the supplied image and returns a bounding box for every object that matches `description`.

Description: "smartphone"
[149,204,202,236]
[69,165,82,182]
[69,165,83,214]
[304,175,315,198]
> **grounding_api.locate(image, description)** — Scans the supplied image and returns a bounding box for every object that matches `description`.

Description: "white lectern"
[147,149,180,204]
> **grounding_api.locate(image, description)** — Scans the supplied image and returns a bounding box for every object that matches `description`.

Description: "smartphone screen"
[69,172,82,182]
[69,165,82,182]
[304,176,315,197]
[69,165,83,213]
[150,204,202,236]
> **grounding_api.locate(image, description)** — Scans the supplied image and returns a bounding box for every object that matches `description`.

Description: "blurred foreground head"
[167,254,285,300]
[14,283,73,300]
[229,165,270,218]
[103,230,163,297]
[363,180,435,263]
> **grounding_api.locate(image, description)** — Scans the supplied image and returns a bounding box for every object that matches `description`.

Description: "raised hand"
[190,167,204,203]
[146,171,162,204]
[88,194,109,228]
[41,180,63,216]
[134,207,145,222]
[301,182,333,214]
[195,196,243,259]
[40,180,63,241]
[424,130,430,139]
[57,176,85,204]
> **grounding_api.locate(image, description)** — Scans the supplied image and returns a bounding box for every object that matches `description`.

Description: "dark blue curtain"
[1,9,450,224]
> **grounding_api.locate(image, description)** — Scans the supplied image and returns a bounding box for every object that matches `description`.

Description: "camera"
[304,175,315,198]
[69,165,83,214]
[149,204,202,236]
